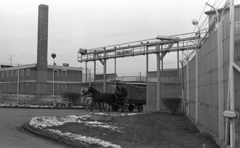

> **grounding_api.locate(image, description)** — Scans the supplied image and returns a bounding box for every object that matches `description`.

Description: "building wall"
[0,67,37,82]
[47,68,82,82]
[0,66,83,97]
[95,73,116,82]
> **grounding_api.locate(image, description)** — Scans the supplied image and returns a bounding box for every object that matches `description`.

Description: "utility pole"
[139,72,141,82]
[8,55,14,65]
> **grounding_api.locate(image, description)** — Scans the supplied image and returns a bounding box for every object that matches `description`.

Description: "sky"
[0,0,234,76]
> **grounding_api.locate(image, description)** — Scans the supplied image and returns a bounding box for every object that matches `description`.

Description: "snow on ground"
[48,129,121,148]
[29,113,143,148]
[0,103,53,108]
[110,113,144,116]
[29,115,88,129]
[0,103,84,108]
[84,120,123,133]
[94,112,144,116]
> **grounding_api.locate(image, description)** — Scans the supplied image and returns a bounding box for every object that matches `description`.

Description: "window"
[61,84,67,91]
[3,83,6,90]
[61,70,67,77]
[21,70,24,77]
[21,83,24,91]
[11,71,14,77]
[235,21,240,31]
[54,70,59,77]
[55,84,59,91]
[1,72,4,78]
[6,71,9,77]
[15,70,18,77]
[26,69,30,76]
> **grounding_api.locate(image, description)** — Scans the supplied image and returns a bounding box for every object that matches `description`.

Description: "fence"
[183,7,240,147]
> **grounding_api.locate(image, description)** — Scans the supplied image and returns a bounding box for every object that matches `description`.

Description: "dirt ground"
[25,112,220,148]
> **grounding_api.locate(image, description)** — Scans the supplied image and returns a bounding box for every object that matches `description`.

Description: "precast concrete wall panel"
[189,56,196,120]
[147,70,181,112]
[185,28,220,136]
[147,82,157,112]
[235,70,240,144]
[222,13,230,40]
[183,8,240,145]
[205,53,213,76]
[211,31,218,51]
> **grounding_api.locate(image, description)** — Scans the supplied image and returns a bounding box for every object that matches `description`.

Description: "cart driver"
[82,89,93,111]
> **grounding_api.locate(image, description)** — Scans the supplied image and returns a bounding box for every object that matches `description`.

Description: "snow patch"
[48,129,121,148]
[29,115,89,129]
[110,113,144,116]
[28,113,143,147]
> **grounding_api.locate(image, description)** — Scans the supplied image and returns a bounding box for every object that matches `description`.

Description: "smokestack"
[36,4,49,96]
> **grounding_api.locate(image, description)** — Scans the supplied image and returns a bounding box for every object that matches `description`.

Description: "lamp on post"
[51,53,56,97]
[192,19,201,124]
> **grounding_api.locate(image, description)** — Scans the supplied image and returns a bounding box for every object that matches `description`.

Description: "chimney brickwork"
[36,4,49,96]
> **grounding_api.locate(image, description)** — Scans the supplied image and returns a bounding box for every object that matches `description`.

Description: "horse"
[87,86,116,112]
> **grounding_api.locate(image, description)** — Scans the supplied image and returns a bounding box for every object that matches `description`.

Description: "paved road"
[0,108,90,148]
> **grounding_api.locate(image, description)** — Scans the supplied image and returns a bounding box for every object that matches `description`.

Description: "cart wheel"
[122,97,127,102]
[128,104,134,112]
[113,104,119,112]
[138,105,143,112]
[122,104,129,112]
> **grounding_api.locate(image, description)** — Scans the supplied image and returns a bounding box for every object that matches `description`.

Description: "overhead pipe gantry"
[78,32,200,112]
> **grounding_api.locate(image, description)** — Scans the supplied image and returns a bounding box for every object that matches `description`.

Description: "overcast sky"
[0,0,234,76]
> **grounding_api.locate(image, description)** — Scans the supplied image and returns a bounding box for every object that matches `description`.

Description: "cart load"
[113,84,146,112]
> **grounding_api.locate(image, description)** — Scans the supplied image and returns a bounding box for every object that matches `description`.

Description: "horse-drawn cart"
[112,84,146,112]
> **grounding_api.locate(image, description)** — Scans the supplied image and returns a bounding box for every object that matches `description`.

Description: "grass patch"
[46,113,220,148]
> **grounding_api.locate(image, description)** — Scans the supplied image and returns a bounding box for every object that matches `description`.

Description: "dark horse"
[87,86,115,112]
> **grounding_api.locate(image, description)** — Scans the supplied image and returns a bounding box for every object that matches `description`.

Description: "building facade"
[0,64,82,99]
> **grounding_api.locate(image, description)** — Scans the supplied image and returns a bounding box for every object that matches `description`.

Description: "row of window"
[1,69,30,78]
[1,83,68,91]
[54,70,67,77]
[1,69,68,78]
[54,84,67,91]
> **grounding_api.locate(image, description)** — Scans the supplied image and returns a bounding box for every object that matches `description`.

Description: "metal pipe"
[146,46,149,112]
[156,44,161,112]
[229,1,235,147]
[103,48,107,93]
[195,28,200,124]
[205,2,219,23]
[83,36,199,55]
[53,60,55,97]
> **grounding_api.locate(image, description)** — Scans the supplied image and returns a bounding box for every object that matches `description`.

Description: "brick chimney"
[36,4,49,96]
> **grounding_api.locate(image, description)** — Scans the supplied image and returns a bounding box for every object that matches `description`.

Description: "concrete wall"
[147,70,181,112]
[183,7,240,146]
